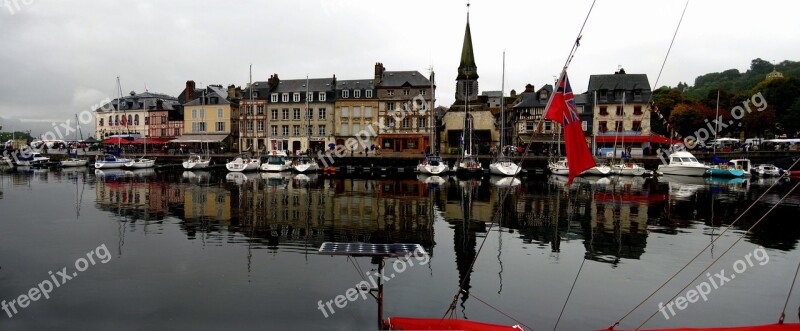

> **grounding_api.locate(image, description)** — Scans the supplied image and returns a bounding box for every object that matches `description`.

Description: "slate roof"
[272,78,334,93]
[97,91,180,112]
[513,85,552,109]
[336,79,375,91]
[380,71,431,87]
[587,74,651,91]
[242,81,271,100]
[184,87,231,106]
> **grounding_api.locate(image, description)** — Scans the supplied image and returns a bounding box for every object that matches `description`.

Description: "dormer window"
[318,92,326,102]
[539,91,548,100]
[282,93,289,102]
[354,90,360,98]
[365,90,373,98]
[342,90,349,98]
[633,89,643,100]
[419,90,426,96]
[307,92,313,102]
[403,89,410,96]
[387,90,394,97]
[293,93,300,102]
[599,90,608,99]
[271,93,278,102]
[614,90,624,100]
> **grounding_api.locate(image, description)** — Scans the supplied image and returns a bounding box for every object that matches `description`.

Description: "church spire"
[455,3,478,103]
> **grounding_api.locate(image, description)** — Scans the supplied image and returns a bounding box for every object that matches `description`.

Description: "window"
[293,125,300,136]
[633,106,643,115]
[318,108,326,119]
[615,121,623,132]
[387,117,395,128]
[128,115,132,125]
[614,90,624,100]
[354,90,360,98]
[174,128,180,136]
[134,114,139,125]
[352,123,361,133]
[218,109,224,118]
[616,106,624,116]
[272,126,278,136]
[282,109,289,120]
[318,92,326,101]
[341,107,349,117]
[257,121,264,132]
[598,121,608,133]
[632,121,642,132]
[199,109,205,119]
[271,94,278,102]
[272,109,278,120]
[419,89,426,96]
[387,90,394,97]
[633,89,643,100]
[599,106,609,116]
[307,126,313,136]
[599,90,608,99]
[191,109,197,119]
[402,117,411,128]
[109,115,112,125]
[418,117,427,129]
[526,121,535,131]
[545,121,552,132]
[245,105,252,116]
[99,118,104,126]
[307,92,313,102]
[257,105,264,115]
[342,90,349,98]
[365,90,373,98]
[293,93,300,102]
[364,106,372,118]
[387,102,395,111]
[161,128,166,136]
[293,108,300,120]
[353,106,361,117]
[318,125,326,136]
[341,124,350,135]
[282,93,289,102]
[581,121,588,131]
[246,121,253,131]
[192,122,207,132]
[282,125,289,136]
[403,89,410,96]
[216,122,225,132]
[144,116,149,125]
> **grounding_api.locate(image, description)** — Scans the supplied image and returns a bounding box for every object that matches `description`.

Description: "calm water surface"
[1,167,799,330]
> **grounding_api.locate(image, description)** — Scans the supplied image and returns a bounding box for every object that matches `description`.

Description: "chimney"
[524,84,534,93]
[156,99,164,110]
[267,74,280,90]
[227,84,236,99]
[185,80,196,102]
[374,62,385,85]
[235,86,242,99]
[332,74,337,88]
[510,89,517,97]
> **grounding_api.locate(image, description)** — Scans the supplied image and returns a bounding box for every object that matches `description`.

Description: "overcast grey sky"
[1,0,798,136]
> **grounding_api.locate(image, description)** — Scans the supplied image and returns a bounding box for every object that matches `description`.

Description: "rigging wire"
[443,0,598,323]
[634,180,800,329]
[779,260,800,324]
[609,158,800,329]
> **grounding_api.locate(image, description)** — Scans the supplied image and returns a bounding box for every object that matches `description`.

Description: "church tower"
[455,11,479,105]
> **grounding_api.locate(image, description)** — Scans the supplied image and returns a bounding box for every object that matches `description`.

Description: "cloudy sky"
[0,0,797,137]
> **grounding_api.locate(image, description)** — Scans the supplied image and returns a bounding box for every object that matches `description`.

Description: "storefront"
[378,134,429,154]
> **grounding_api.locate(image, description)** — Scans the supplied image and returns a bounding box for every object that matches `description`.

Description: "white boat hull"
[657,165,708,177]
[612,164,648,176]
[60,159,88,167]
[489,162,521,176]
[582,165,611,176]
[226,159,260,172]
[293,163,320,173]
[261,163,291,172]
[182,160,210,170]
[417,164,449,175]
[94,159,129,169]
[125,158,155,168]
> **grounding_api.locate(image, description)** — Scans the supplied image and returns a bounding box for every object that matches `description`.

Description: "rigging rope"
[779,260,800,324]
[553,181,589,330]
[464,289,536,331]
[442,0,598,323]
[635,180,800,330]
[609,158,800,329]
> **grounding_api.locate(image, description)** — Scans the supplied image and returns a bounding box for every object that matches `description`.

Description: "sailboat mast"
[713,89,720,154]
[429,67,435,155]
[305,75,310,153]
[500,51,505,153]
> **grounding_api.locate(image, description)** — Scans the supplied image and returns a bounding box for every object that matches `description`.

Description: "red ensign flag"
[545,71,595,184]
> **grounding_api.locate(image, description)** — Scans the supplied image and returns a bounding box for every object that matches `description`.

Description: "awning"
[170,134,229,143]
[594,134,682,144]
[101,137,135,145]
[130,137,174,145]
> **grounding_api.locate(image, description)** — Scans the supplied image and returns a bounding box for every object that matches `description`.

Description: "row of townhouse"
[94,63,434,155]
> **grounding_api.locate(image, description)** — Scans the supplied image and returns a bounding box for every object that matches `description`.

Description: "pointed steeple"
[457,14,478,80]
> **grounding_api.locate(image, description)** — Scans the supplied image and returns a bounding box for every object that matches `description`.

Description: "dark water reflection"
[1,167,799,330]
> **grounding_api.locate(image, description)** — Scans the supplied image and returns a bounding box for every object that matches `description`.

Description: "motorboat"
[656,151,709,177]
[94,154,130,169]
[292,155,320,173]
[548,157,610,176]
[752,164,781,177]
[261,150,292,172]
[182,153,210,170]
[226,153,260,172]
[729,159,752,177]
[611,162,649,176]
[60,158,88,167]
[488,155,521,176]
[16,152,50,167]
[417,154,449,175]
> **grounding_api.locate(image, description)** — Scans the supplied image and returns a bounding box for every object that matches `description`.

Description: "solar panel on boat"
[318,242,425,257]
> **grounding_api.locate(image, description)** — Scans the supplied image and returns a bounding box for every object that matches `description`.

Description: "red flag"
[545,71,595,185]
[120,114,127,126]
